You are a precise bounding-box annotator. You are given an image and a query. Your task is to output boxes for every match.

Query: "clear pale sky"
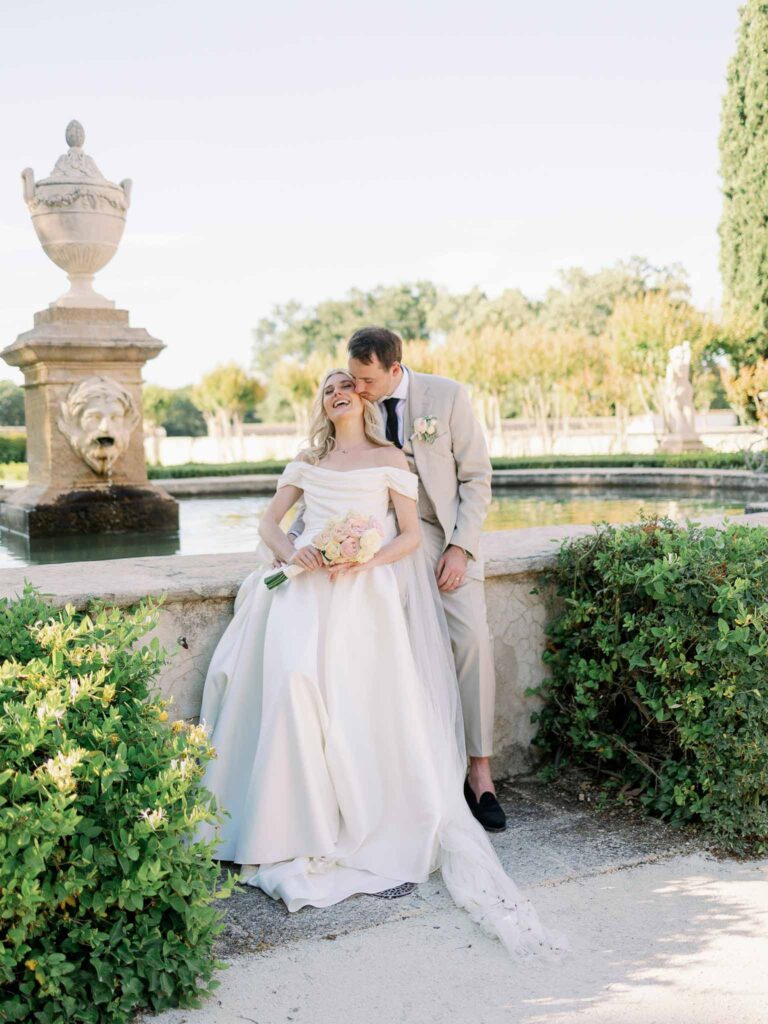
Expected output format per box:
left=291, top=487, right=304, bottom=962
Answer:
left=0, top=1, right=740, bottom=387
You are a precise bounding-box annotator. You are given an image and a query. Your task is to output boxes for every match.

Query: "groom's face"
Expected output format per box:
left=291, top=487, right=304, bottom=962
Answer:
left=348, top=355, right=401, bottom=402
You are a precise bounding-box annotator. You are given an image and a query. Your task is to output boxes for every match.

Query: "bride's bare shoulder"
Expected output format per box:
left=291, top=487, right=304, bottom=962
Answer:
left=375, top=447, right=411, bottom=473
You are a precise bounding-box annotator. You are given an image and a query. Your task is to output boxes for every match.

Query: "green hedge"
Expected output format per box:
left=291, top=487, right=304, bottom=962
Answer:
left=147, top=461, right=287, bottom=479
left=532, top=519, right=768, bottom=853
left=0, top=435, right=26, bottom=463
left=0, top=586, right=234, bottom=1023
left=146, top=450, right=751, bottom=480
left=490, top=451, right=748, bottom=470
left=0, top=463, right=27, bottom=483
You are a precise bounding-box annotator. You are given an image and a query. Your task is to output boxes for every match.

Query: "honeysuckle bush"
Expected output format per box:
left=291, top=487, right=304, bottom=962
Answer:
left=532, top=517, right=768, bottom=853
left=0, top=585, right=234, bottom=1024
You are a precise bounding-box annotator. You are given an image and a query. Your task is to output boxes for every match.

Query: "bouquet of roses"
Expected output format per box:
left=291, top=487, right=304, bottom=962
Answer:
left=264, top=511, right=385, bottom=590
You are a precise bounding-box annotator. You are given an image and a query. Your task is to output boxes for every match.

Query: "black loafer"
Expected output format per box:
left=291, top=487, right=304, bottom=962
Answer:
left=464, top=779, right=507, bottom=832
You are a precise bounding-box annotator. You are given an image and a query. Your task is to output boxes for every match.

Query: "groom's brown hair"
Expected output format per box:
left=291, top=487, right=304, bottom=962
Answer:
left=347, top=326, right=403, bottom=368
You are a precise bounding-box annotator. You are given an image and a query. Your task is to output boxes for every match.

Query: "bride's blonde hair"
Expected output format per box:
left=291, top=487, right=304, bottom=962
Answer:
left=300, top=368, right=391, bottom=464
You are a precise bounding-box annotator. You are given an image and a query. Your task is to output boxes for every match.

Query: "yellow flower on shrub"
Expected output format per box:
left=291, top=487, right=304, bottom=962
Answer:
left=36, top=747, right=87, bottom=792
left=2, top=586, right=233, bottom=1021
left=139, top=807, right=166, bottom=830
left=185, top=723, right=210, bottom=748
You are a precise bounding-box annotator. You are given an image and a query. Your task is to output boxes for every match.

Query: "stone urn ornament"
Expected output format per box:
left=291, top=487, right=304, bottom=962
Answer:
left=21, top=120, right=132, bottom=309
left=0, top=117, right=179, bottom=538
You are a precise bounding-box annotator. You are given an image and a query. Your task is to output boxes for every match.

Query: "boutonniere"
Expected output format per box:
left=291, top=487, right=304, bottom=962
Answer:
left=411, top=415, right=439, bottom=444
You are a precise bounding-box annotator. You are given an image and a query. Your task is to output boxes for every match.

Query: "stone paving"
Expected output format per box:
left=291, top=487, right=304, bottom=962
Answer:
left=133, top=778, right=768, bottom=1024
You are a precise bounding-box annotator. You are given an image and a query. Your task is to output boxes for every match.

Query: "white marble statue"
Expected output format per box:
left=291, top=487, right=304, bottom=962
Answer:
left=662, top=341, right=700, bottom=442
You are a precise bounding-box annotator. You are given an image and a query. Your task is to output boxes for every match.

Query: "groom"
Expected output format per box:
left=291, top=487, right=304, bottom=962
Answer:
left=346, top=326, right=505, bottom=832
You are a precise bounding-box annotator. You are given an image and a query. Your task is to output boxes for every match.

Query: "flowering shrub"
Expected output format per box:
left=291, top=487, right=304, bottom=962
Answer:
left=532, top=518, right=768, bottom=853
left=0, top=585, right=233, bottom=1023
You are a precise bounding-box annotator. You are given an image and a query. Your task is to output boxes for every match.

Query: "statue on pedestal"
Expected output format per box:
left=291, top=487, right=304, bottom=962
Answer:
left=0, top=121, right=178, bottom=538
left=659, top=342, right=703, bottom=453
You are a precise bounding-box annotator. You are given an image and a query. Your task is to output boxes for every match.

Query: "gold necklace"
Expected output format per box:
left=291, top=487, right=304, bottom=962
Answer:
left=336, top=441, right=369, bottom=455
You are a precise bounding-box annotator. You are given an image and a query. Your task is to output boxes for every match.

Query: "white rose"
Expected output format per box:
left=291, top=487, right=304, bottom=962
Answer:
left=360, top=530, right=383, bottom=555
left=413, top=417, right=428, bottom=434
left=426, top=421, right=437, bottom=435
left=324, top=540, right=342, bottom=563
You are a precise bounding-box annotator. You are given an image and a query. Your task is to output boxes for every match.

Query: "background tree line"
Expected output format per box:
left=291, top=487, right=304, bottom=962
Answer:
left=250, top=257, right=750, bottom=442
left=0, top=256, right=761, bottom=439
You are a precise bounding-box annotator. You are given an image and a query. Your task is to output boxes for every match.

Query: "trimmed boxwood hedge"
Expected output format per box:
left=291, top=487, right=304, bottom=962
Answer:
left=145, top=450, right=752, bottom=480
left=0, top=435, right=26, bottom=464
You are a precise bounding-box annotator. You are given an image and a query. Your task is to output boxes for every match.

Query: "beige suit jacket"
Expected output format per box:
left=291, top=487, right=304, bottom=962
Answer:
left=288, top=369, right=492, bottom=579
left=401, top=370, right=491, bottom=579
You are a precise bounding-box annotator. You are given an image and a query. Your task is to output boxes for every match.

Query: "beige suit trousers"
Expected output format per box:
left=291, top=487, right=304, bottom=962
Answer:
left=419, top=520, right=496, bottom=757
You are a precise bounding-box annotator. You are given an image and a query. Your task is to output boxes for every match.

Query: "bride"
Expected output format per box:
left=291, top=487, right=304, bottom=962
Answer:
left=196, top=369, right=563, bottom=955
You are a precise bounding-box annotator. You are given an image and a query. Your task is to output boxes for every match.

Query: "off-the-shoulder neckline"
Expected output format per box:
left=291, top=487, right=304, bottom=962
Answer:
left=287, top=461, right=413, bottom=477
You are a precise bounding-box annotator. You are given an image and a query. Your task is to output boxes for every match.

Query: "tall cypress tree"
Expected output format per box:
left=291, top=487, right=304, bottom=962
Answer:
left=719, top=2, right=768, bottom=345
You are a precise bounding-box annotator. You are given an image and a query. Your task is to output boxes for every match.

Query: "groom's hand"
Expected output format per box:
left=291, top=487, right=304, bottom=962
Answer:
left=436, top=545, right=468, bottom=592
left=327, top=561, right=368, bottom=582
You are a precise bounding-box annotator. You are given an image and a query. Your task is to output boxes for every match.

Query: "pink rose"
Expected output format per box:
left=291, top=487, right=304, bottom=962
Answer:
left=340, top=537, right=360, bottom=559
left=332, top=522, right=349, bottom=541
left=347, top=514, right=369, bottom=536
left=369, top=518, right=384, bottom=536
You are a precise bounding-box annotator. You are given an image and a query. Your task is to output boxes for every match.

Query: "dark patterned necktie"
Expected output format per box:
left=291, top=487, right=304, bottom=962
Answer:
left=383, top=397, right=402, bottom=448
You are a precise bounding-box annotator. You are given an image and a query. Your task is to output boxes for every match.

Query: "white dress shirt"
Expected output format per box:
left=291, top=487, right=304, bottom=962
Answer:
left=379, top=366, right=409, bottom=446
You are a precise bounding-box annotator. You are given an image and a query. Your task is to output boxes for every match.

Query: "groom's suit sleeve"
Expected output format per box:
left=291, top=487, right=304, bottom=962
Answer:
left=449, top=383, right=492, bottom=562
left=287, top=496, right=306, bottom=540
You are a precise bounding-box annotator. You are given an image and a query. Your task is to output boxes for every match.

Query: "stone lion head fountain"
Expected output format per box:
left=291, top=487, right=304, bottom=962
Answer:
left=57, top=376, right=141, bottom=476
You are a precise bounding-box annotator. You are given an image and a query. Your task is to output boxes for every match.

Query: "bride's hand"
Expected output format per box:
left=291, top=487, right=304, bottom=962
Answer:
left=327, top=560, right=371, bottom=583
left=291, top=545, right=325, bottom=572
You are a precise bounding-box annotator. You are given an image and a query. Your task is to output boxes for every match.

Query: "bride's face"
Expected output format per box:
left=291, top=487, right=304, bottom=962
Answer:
left=322, top=374, right=363, bottom=424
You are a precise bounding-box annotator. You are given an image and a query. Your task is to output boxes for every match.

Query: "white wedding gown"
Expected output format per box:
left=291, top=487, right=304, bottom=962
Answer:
left=196, top=461, right=564, bottom=955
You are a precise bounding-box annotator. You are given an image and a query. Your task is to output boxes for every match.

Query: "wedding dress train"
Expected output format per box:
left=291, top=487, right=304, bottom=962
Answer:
left=196, top=461, right=564, bottom=954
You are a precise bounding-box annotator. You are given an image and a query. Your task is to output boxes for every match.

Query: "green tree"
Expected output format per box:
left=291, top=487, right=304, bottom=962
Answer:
left=719, top=1, right=768, bottom=347
left=162, top=388, right=207, bottom=436
left=540, top=257, right=689, bottom=336
left=192, top=364, right=266, bottom=454
left=720, top=356, right=768, bottom=424
left=606, top=293, right=724, bottom=433
left=0, top=379, right=25, bottom=426
left=427, top=287, right=534, bottom=337
left=271, top=352, right=329, bottom=434
left=142, top=385, right=206, bottom=437
left=252, top=281, right=437, bottom=370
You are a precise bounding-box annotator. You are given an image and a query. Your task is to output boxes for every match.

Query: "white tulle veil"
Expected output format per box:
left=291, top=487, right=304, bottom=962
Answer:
left=392, top=541, right=566, bottom=956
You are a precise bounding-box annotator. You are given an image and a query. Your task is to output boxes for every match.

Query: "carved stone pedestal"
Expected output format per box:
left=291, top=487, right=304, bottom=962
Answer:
left=658, top=434, right=704, bottom=454
left=0, top=306, right=178, bottom=538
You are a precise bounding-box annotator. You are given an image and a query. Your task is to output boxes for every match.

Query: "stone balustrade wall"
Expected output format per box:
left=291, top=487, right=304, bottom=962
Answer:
left=3, top=512, right=767, bottom=777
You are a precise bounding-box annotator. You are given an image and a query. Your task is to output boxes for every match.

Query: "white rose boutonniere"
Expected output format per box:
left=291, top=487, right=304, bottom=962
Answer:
left=411, top=415, right=439, bottom=444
